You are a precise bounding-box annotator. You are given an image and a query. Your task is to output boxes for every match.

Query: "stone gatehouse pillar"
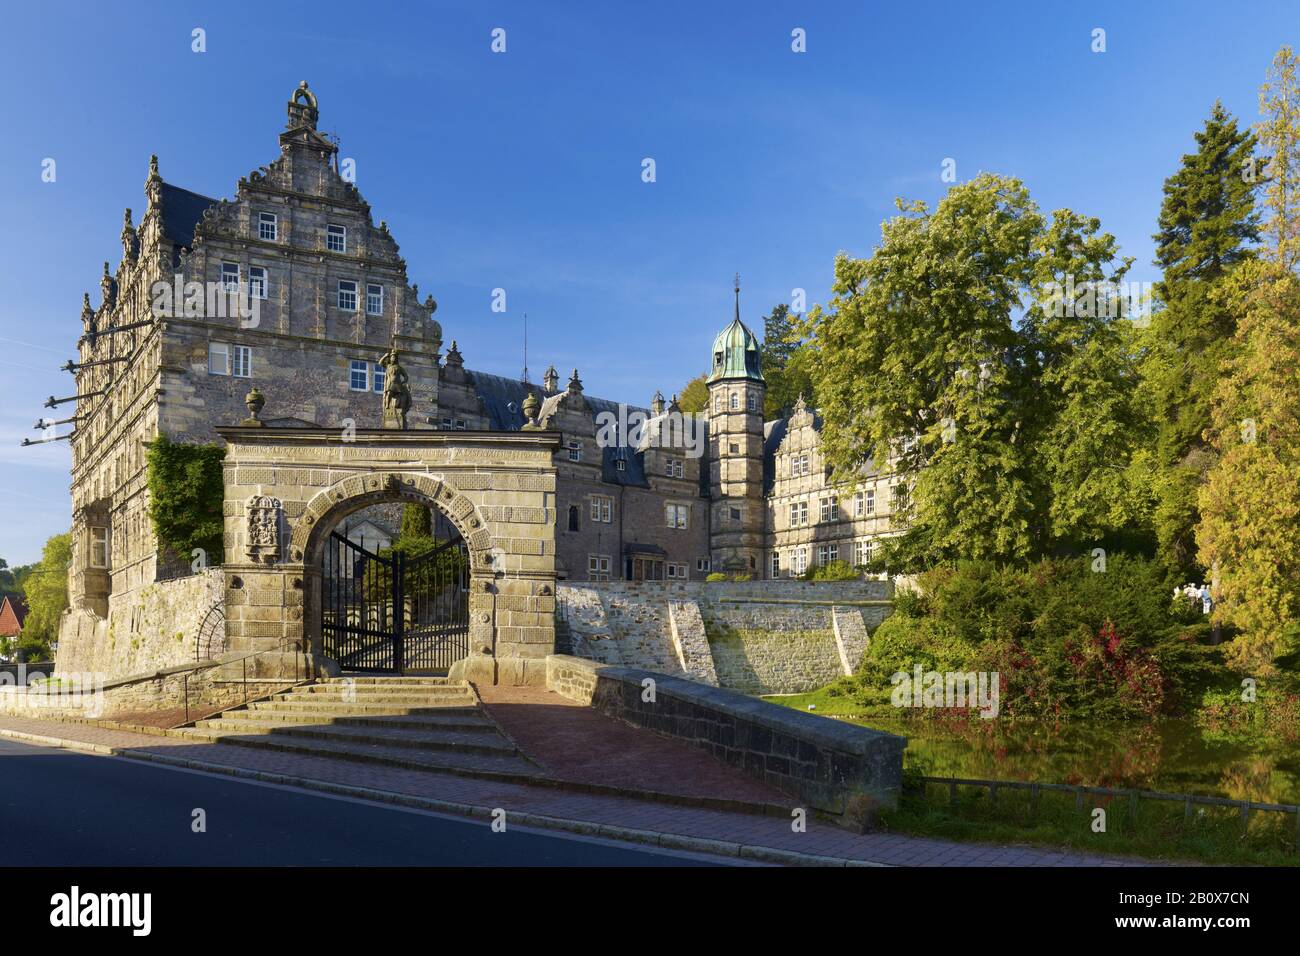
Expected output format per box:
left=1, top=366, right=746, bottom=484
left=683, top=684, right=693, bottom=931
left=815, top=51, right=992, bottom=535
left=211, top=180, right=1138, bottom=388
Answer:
left=216, top=426, right=560, bottom=684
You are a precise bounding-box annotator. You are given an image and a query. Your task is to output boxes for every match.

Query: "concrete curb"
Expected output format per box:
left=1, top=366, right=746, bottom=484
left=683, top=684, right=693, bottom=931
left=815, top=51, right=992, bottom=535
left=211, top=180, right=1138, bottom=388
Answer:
left=0, top=726, right=886, bottom=868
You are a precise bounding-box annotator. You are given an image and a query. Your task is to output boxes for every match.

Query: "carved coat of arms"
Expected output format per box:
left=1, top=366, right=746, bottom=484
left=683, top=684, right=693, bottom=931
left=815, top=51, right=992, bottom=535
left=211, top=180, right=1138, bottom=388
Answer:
left=246, top=495, right=282, bottom=563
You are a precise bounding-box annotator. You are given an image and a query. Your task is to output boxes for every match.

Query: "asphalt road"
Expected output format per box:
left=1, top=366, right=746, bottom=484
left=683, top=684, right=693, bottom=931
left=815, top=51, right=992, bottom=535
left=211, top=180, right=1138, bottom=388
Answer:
left=0, top=737, right=724, bottom=866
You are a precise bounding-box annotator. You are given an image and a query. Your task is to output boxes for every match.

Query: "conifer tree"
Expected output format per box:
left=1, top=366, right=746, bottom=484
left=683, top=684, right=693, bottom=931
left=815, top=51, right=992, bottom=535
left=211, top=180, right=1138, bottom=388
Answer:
left=1144, top=102, right=1259, bottom=573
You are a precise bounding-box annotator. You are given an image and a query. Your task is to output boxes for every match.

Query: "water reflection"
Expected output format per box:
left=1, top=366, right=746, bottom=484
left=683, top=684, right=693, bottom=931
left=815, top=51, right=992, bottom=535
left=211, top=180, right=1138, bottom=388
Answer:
left=849, top=716, right=1300, bottom=806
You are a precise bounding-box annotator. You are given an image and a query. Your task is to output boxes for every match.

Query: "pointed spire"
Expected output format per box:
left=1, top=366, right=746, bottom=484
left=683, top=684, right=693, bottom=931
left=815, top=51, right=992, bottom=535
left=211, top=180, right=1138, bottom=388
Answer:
left=734, top=271, right=741, bottom=322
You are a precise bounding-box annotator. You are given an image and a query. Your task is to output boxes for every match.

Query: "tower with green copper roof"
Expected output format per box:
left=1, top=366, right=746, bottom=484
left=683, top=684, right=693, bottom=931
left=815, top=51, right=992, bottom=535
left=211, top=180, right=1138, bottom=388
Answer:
left=707, top=276, right=767, bottom=575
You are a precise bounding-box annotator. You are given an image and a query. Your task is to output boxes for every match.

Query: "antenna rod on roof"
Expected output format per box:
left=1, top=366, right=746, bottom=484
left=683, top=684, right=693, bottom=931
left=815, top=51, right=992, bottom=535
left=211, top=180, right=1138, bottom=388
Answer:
left=521, top=311, right=529, bottom=383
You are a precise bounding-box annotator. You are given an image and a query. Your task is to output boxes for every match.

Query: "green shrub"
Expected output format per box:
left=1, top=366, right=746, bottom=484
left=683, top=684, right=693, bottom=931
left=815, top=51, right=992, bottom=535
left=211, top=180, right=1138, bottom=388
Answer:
left=854, top=554, right=1229, bottom=719
left=706, top=572, right=752, bottom=582
left=801, top=560, right=860, bottom=581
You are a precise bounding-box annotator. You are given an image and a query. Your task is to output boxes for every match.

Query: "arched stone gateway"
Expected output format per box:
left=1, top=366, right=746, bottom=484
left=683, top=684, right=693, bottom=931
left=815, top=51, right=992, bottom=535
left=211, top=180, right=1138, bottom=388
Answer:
left=216, top=425, right=560, bottom=685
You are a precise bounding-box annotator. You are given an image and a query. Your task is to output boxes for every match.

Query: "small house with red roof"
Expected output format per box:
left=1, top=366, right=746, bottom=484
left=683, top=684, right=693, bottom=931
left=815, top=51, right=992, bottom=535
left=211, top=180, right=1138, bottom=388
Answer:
left=0, top=595, right=27, bottom=638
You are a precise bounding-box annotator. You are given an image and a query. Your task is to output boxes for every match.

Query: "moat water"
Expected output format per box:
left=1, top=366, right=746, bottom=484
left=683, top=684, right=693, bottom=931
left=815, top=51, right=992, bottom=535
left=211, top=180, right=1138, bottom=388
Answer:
left=843, top=715, right=1300, bottom=806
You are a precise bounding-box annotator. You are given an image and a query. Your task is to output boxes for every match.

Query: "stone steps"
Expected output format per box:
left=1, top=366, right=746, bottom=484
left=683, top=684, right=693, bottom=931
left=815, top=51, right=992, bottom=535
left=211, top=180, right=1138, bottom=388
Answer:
left=190, top=721, right=519, bottom=756
left=187, top=728, right=540, bottom=776
left=243, top=699, right=477, bottom=714
left=283, top=689, right=476, bottom=704
left=206, top=710, right=493, bottom=731
left=175, top=677, right=540, bottom=779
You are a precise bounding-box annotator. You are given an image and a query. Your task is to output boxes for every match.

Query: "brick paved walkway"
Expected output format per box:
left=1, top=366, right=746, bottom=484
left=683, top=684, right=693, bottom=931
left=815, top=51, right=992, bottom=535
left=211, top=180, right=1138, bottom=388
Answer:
left=477, top=683, right=788, bottom=805
left=0, top=714, right=1145, bottom=866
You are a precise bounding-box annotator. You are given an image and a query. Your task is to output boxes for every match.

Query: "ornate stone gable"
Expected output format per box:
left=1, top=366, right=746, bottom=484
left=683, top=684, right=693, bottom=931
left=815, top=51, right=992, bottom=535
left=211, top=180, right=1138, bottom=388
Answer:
left=776, top=395, right=821, bottom=463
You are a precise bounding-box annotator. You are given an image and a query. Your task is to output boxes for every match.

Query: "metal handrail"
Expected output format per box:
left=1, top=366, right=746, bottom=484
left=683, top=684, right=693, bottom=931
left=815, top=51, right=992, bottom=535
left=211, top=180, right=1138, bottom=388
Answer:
left=913, top=773, right=1300, bottom=849
left=182, top=637, right=306, bottom=724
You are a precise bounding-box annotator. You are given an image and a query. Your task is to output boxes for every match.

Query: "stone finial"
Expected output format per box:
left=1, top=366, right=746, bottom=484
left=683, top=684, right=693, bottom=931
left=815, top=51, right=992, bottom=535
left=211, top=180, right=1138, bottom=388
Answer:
left=793, top=393, right=808, bottom=417
left=669, top=393, right=681, bottom=413
left=287, top=81, right=319, bottom=130
left=243, top=386, right=266, bottom=425
left=522, top=390, right=540, bottom=424
left=424, top=294, right=437, bottom=315
left=445, top=340, right=464, bottom=368
left=120, top=209, right=136, bottom=260
left=543, top=364, right=559, bottom=393
left=100, top=262, right=116, bottom=309
left=81, top=292, right=95, bottom=333
left=651, top=390, right=665, bottom=416
left=567, top=368, right=583, bottom=394
left=145, top=154, right=162, bottom=208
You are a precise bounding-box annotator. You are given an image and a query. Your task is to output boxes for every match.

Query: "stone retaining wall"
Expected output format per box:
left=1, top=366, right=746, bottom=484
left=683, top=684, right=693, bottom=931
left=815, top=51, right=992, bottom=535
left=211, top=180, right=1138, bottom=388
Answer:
left=556, top=581, right=893, bottom=695
left=544, top=654, right=905, bottom=827
left=706, top=622, right=844, bottom=696
left=54, top=568, right=225, bottom=682
left=0, top=652, right=291, bottom=723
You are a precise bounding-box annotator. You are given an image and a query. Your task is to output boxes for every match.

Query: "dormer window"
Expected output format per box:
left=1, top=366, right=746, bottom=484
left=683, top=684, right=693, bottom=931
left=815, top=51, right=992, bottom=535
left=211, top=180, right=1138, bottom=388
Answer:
left=258, top=212, right=278, bottom=242
left=714, top=351, right=723, bottom=367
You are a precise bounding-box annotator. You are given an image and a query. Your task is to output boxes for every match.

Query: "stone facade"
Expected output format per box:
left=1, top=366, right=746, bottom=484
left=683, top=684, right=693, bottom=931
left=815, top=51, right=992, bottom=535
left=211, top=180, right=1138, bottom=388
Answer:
left=55, top=81, right=908, bottom=683
left=764, top=396, right=905, bottom=580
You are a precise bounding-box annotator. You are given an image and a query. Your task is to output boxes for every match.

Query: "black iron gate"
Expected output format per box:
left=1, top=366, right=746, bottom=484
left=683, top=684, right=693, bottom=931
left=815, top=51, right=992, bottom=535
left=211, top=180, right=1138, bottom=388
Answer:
left=320, top=530, right=470, bottom=673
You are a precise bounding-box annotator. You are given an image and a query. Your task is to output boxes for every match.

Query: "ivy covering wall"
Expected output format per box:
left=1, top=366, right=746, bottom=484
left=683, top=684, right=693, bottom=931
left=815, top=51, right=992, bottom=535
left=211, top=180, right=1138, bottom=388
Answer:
left=146, top=435, right=226, bottom=565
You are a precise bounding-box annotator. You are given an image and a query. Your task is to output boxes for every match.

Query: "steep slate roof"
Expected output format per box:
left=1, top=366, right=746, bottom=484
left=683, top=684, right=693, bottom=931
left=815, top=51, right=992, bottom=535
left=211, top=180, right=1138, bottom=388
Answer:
left=468, top=370, right=658, bottom=488
left=159, top=182, right=217, bottom=249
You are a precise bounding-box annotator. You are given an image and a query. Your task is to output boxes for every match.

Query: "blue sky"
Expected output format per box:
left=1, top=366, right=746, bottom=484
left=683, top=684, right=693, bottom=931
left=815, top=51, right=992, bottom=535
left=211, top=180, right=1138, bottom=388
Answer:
left=0, top=0, right=1294, bottom=564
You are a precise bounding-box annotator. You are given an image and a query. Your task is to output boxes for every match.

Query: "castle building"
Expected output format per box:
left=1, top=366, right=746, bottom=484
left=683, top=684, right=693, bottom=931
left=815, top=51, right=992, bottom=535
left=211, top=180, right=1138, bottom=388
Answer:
left=59, top=83, right=903, bottom=646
